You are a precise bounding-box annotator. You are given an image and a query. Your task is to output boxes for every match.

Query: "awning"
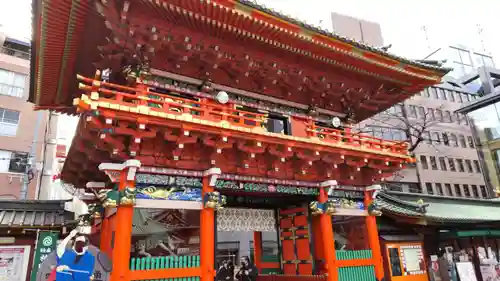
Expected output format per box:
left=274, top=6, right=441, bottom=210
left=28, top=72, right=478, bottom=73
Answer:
left=0, top=200, right=74, bottom=229
left=376, top=191, right=500, bottom=224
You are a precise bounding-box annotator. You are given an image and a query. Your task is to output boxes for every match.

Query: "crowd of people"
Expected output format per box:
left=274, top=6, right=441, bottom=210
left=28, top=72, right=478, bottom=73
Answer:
left=217, top=257, right=258, bottom=281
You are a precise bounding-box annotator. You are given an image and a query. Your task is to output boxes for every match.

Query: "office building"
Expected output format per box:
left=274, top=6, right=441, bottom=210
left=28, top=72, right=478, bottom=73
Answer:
left=0, top=32, right=50, bottom=199
left=457, top=67, right=500, bottom=196
left=361, top=82, right=488, bottom=197
left=331, top=12, right=384, bottom=47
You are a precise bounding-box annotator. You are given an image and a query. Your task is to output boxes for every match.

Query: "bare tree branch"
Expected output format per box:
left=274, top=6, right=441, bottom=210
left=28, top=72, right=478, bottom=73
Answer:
left=355, top=104, right=464, bottom=154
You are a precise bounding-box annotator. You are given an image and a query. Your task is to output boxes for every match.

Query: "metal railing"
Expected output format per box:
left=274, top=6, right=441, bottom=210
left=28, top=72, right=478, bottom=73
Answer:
left=0, top=46, right=30, bottom=60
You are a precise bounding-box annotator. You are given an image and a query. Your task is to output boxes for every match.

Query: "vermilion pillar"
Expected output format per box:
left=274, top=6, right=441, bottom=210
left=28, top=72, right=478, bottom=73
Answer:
left=319, top=181, right=337, bottom=281
left=200, top=168, right=221, bottom=281
left=364, top=189, right=384, bottom=281
left=100, top=210, right=111, bottom=253
left=253, top=232, right=262, bottom=272
left=100, top=160, right=141, bottom=281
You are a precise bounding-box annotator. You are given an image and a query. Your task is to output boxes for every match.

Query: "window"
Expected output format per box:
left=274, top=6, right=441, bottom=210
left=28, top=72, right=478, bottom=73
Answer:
left=459, top=135, right=467, bottom=148
left=367, top=126, right=406, bottom=141
left=456, top=159, right=465, bottom=172
left=0, top=150, right=28, bottom=173
left=480, top=185, right=487, bottom=198
left=455, top=112, right=461, bottom=124
left=472, top=185, right=479, bottom=198
left=0, top=108, right=20, bottom=137
left=430, top=156, right=438, bottom=170
left=448, top=90, right=455, bottom=102
left=467, top=136, right=475, bottom=148
left=461, top=93, right=469, bottom=102
left=473, top=160, right=481, bottom=173
left=393, top=104, right=403, bottom=116
left=407, top=105, right=417, bottom=118
left=449, top=134, right=458, bottom=147
left=408, top=183, right=422, bottom=193
left=417, top=106, right=426, bottom=119
left=463, top=115, right=469, bottom=125
left=420, top=155, right=428, bottom=169
left=435, top=109, right=444, bottom=122
left=439, top=157, right=447, bottom=171
left=426, top=183, right=434, bottom=195
left=442, top=133, right=449, bottom=146
left=388, top=248, right=403, bottom=277
left=448, top=158, right=456, bottom=171
left=445, top=184, right=452, bottom=196
left=0, top=69, right=26, bottom=98
left=423, top=89, right=430, bottom=97
left=454, top=184, right=462, bottom=197
left=463, top=185, right=471, bottom=197
left=266, top=114, right=291, bottom=135
left=431, top=88, right=439, bottom=99
left=439, top=89, right=447, bottom=100
left=444, top=111, right=452, bottom=123
left=431, top=132, right=441, bottom=144
left=465, top=160, right=473, bottom=173
left=429, top=108, right=436, bottom=121
left=424, top=131, right=432, bottom=144
left=435, top=183, right=444, bottom=195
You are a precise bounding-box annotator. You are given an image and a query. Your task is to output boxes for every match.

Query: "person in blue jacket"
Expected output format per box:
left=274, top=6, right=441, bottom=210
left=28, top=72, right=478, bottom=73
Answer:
left=55, top=229, right=95, bottom=281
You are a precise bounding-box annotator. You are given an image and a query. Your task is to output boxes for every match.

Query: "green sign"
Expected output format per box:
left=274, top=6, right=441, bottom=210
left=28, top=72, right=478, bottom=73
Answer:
left=30, top=231, right=58, bottom=281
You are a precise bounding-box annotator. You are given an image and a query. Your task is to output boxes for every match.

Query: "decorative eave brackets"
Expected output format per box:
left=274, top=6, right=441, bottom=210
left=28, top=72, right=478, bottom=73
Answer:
left=320, top=179, right=338, bottom=196
left=203, top=167, right=221, bottom=187
left=98, top=159, right=142, bottom=182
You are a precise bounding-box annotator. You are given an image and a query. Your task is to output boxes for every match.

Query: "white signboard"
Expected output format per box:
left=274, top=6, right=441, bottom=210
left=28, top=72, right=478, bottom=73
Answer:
left=0, top=245, right=31, bottom=281
left=456, top=262, right=478, bottom=281
left=480, top=265, right=500, bottom=281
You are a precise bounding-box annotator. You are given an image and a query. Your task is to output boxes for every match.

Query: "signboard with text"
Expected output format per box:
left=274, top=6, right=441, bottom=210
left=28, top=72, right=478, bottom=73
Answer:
left=30, top=232, right=58, bottom=281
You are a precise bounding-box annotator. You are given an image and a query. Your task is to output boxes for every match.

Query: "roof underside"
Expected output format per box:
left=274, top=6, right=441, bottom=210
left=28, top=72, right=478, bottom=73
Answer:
left=376, top=192, right=500, bottom=224
left=31, top=0, right=449, bottom=121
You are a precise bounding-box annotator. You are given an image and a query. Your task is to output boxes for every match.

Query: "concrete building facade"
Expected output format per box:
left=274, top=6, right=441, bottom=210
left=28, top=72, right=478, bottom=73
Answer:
left=361, top=83, right=488, bottom=198
left=0, top=33, right=49, bottom=199
left=330, top=12, right=384, bottom=47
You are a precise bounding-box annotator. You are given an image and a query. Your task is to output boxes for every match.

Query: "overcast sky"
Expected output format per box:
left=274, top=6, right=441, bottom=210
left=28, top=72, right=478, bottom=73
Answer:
left=2, top=0, right=500, bottom=61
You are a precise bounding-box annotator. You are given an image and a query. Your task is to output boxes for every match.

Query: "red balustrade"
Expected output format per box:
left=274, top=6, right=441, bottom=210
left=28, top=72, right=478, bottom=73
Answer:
left=305, top=121, right=408, bottom=154
left=78, top=76, right=410, bottom=156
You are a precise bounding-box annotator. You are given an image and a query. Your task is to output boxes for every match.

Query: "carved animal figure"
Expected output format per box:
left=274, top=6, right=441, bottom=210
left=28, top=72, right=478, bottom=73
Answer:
left=138, top=186, right=180, bottom=199
left=309, top=201, right=324, bottom=215
left=203, top=191, right=226, bottom=209
left=120, top=186, right=137, bottom=205
left=324, top=201, right=337, bottom=215
left=368, top=201, right=383, bottom=216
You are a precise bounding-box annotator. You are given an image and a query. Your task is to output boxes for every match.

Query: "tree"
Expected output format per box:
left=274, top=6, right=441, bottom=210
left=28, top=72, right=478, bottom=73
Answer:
left=355, top=102, right=469, bottom=189
left=356, top=103, right=444, bottom=154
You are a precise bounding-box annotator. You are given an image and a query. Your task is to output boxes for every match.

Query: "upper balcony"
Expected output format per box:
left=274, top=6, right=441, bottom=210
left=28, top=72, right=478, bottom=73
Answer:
left=61, top=73, right=412, bottom=188
left=0, top=46, right=30, bottom=61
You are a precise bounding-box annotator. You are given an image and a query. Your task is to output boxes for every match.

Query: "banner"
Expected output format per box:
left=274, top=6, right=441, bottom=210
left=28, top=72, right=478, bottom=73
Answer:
left=30, top=232, right=58, bottom=281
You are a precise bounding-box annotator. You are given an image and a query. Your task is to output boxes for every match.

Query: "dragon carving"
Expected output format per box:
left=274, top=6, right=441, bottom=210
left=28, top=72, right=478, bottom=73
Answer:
left=96, top=185, right=136, bottom=207
left=203, top=191, right=227, bottom=209
left=309, top=201, right=337, bottom=216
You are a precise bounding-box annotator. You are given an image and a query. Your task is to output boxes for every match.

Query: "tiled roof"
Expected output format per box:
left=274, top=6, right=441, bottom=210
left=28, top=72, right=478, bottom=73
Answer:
left=238, top=0, right=450, bottom=73
left=375, top=191, right=500, bottom=223
left=0, top=200, right=75, bottom=229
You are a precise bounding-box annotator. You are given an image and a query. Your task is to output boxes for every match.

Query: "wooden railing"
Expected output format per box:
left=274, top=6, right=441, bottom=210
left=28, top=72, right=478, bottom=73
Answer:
left=78, top=76, right=409, bottom=155
left=306, top=123, right=408, bottom=154
left=336, top=250, right=376, bottom=281
left=129, top=255, right=200, bottom=281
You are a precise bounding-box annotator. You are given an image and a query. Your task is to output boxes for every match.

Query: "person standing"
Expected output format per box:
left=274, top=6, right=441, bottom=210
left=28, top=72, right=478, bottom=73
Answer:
left=236, top=257, right=258, bottom=281
left=217, top=260, right=233, bottom=281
